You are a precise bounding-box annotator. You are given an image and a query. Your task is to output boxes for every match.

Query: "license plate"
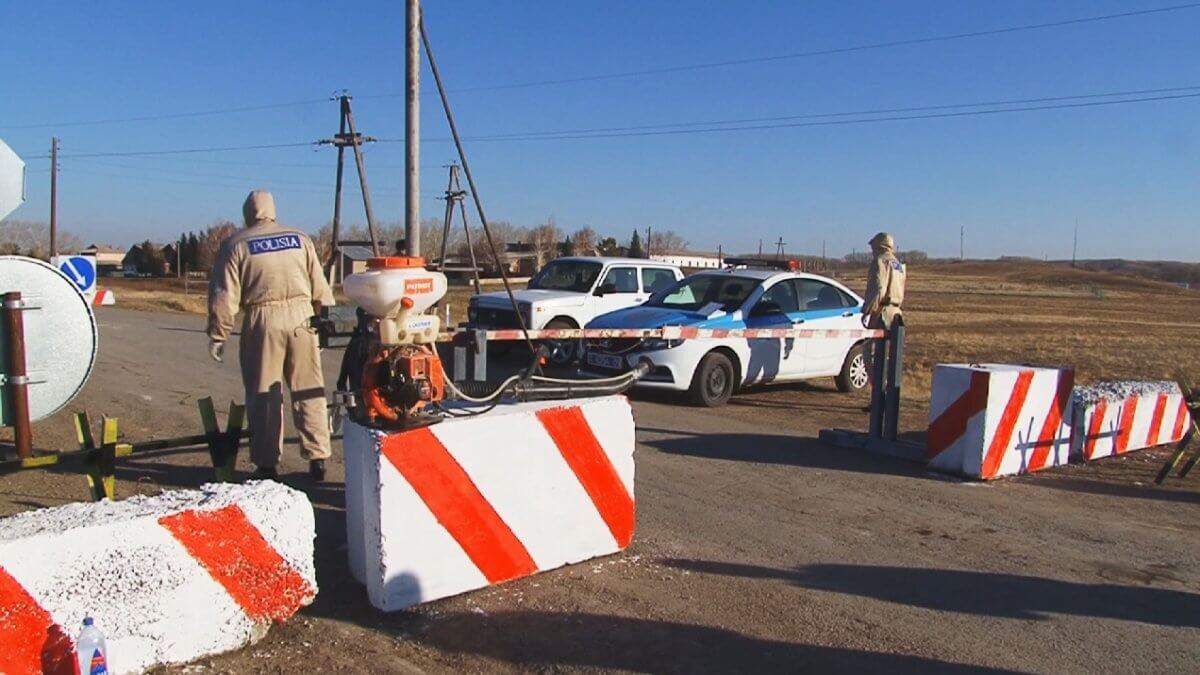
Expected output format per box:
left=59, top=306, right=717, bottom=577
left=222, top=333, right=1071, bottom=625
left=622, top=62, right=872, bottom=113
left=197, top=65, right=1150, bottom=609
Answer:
left=587, top=352, right=623, bottom=370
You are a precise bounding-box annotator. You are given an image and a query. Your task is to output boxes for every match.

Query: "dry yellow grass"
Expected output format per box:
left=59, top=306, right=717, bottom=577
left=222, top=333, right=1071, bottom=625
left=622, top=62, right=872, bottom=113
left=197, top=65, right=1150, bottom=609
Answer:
left=102, top=262, right=1200, bottom=401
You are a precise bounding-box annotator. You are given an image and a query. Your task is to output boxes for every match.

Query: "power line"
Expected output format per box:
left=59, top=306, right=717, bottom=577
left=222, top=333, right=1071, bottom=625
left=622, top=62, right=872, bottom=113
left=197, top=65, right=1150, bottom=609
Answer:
left=417, top=2, right=1200, bottom=94
left=375, top=90, right=1200, bottom=143
left=443, top=85, right=1200, bottom=140
left=58, top=142, right=317, bottom=159
left=0, top=98, right=329, bottom=131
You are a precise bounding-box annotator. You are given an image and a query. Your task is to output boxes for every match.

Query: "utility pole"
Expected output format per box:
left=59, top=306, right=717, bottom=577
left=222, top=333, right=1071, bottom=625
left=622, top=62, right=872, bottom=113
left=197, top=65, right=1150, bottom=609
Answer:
left=758, top=239, right=763, bottom=256
left=1071, top=217, right=1078, bottom=268
left=49, top=137, right=58, bottom=258
left=405, top=0, right=421, bottom=257
left=646, top=226, right=652, bottom=258
left=959, top=225, right=964, bottom=262
left=437, top=163, right=481, bottom=294
left=774, top=237, right=786, bottom=260
left=319, top=94, right=382, bottom=280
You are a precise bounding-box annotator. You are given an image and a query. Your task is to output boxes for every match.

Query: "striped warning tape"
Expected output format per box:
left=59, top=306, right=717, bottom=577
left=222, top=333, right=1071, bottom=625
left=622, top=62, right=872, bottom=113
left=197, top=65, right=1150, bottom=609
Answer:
left=436, top=326, right=885, bottom=342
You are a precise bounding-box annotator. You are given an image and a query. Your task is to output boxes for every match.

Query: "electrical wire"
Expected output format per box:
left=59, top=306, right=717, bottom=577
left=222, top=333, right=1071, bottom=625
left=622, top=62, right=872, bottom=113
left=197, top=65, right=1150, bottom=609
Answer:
left=58, top=142, right=317, bottom=159
left=413, top=2, right=1200, bottom=94
left=0, top=98, right=329, bottom=131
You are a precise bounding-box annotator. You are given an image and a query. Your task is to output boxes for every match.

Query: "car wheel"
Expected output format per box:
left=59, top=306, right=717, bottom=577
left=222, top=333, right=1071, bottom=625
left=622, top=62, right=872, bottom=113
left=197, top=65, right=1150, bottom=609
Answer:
left=543, top=319, right=579, bottom=366
left=689, top=351, right=736, bottom=407
left=836, top=343, right=870, bottom=393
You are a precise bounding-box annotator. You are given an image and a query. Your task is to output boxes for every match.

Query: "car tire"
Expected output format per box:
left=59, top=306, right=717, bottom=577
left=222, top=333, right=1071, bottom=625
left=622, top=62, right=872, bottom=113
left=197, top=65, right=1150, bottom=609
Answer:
left=543, top=319, right=579, bottom=366
left=836, top=343, right=870, bottom=393
left=689, top=351, right=736, bottom=407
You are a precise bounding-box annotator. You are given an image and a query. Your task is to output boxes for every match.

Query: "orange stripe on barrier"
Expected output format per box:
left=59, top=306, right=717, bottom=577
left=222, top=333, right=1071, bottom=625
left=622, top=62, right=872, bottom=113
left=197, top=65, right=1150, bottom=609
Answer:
left=1172, top=397, right=1190, bottom=441
left=0, top=566, right=75, bottom=675
left=980, top=371, right=1035, bottom=479
left=536, top=407, right=636, bottom=548
left=381, top=429, right=538, bottom=584
left=159, top=505, right=312, bottom=621
left=1115, top=397, right=1139, bottom=454
left=1083, top=399, right=1109, bottom=460
left=1146, top=393, right=1169, bottom=447
left=925, top=371, right=989, bottom=460
left=1028, top=370, right=1075, bottom=472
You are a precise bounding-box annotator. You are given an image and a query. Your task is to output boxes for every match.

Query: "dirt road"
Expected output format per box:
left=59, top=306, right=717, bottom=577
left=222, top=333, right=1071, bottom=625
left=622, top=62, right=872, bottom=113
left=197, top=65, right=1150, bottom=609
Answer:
left=3, top=308, right=1199, bottom=673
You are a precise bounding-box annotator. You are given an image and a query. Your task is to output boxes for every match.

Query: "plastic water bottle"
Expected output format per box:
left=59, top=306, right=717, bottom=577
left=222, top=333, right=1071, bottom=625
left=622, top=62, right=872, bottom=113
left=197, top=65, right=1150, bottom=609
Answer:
left=75, top=617, right=109, bottom=675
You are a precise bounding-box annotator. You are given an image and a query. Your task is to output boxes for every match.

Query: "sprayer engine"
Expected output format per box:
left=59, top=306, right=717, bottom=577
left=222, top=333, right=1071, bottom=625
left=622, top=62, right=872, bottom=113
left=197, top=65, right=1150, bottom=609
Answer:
left=341, top=256, right=449, bottom=428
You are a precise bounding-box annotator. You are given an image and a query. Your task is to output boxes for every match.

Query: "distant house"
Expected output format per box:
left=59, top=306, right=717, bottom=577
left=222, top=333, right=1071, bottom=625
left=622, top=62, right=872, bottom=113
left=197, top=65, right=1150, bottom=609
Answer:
left=161, top=243, right=178, bottom=275
left=121, top=244, right=168, bottom=277
left=80, top=244, right=126, bottom=276
left=333, top=240, right=377, bottom=284
left=650, top=250, right=724, bottom=270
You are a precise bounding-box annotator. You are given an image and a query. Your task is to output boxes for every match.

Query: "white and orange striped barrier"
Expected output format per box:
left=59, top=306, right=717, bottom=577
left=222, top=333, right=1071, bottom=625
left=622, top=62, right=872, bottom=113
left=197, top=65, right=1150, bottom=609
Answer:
left=0, top=481, right=316, bottom=675
left=91, top=288, right=115, bottom=306
left=437, top=326, right=884, bottom=342
left=926, top=364, right=1074, bottom=480
left=1070, top=382, right=1190, bottom=461
left=345, top=395, right=635, bottom=611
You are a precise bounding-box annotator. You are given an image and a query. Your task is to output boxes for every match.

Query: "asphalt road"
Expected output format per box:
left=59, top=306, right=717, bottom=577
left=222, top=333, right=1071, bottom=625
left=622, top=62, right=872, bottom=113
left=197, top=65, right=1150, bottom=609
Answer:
left=3, top=308, right=1199, bottom=674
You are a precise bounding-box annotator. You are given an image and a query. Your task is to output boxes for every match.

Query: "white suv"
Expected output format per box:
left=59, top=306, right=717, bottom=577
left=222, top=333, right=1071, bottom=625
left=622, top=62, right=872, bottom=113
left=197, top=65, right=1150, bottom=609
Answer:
left=467, top=256, right=684, bottom=363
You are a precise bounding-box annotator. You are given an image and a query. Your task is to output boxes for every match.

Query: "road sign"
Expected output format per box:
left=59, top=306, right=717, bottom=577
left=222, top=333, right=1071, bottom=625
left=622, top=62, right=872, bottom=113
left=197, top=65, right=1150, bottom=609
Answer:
left=0, top=139, right=25, bottom=221
left=52, top=255, right=98, bottom=297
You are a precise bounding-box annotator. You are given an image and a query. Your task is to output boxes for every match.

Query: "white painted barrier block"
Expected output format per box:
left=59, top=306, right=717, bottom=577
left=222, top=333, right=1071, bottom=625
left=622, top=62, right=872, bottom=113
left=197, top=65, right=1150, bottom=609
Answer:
left=926, top=364, right=1074, bottom=479
left=1070, top=381, right=1189, bottom=461
left=345, top=395, right=636, bottom=612
left=0, top=481, right=317, bottom=675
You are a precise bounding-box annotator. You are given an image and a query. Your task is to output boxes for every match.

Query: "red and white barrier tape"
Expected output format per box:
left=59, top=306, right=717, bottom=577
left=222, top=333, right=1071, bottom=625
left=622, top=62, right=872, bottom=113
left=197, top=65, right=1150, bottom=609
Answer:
left=435, top=326, right=885, bottom=342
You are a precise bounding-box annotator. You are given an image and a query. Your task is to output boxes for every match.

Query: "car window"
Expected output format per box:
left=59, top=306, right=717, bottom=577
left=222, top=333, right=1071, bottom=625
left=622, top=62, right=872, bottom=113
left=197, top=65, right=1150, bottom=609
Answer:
left=648, top=275, right=757, bottom=312
left=797, top=279, right=847, bottom=310
left=641, top=267, right=677, bottom=294
left=754, top=279, right=800, bottom=314
left=529, top=260, right=603, bottom=292
left=600, top=266, right=639, bottom=293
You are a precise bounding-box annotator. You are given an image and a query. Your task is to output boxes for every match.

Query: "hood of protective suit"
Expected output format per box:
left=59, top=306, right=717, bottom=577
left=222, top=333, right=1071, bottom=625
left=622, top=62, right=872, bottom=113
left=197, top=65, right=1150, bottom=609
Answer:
left=869, top=231, right=894, bottom=254
left=243, top=190, right=277, bottom=226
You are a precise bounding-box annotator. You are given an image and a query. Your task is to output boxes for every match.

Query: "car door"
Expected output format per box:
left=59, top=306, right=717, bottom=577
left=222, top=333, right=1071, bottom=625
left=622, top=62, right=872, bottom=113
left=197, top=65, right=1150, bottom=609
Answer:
left=742, top=278, right=805, bottom=382
left=794, top=278, right=861, bottom=375
left=593, top=265, right=641, bottom=317
left=640, top=266, right=678, bottom=301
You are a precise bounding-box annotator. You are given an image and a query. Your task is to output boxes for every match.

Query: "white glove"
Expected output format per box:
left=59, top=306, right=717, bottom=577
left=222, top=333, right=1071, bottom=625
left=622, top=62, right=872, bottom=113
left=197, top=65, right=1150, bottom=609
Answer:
left=209, top=340, right=225, bottom=363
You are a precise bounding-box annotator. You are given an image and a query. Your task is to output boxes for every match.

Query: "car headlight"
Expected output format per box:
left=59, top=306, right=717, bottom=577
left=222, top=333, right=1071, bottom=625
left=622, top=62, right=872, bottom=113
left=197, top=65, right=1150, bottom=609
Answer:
left=641, top=339, right=683, bottom=351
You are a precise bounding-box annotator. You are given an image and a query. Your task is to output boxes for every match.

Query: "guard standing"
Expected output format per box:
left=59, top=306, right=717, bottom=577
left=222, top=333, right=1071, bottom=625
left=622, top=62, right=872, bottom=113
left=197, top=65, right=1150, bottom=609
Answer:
left=207, top=190, right=335, bottom=481
left=861, top=232, right=906, bottom=404
left=862, top=231, right=905, bottom=330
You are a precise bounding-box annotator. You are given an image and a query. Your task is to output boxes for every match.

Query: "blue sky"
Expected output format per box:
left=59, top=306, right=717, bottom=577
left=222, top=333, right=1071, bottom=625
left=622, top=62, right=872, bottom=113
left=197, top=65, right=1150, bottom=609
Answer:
left=1, top=1, right=1197, bottom=260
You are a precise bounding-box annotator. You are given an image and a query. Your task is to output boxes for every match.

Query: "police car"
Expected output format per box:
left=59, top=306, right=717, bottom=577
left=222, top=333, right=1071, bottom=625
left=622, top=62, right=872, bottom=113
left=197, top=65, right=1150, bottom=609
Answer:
left=581, top=266, right=870, bottom=406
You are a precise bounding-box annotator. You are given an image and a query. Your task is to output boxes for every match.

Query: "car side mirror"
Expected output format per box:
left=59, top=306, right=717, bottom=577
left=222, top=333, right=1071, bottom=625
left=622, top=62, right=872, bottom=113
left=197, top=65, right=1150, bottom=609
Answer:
left=751, top=302, right=784, bottom=317
left=594, top=283, right=616, bottom=296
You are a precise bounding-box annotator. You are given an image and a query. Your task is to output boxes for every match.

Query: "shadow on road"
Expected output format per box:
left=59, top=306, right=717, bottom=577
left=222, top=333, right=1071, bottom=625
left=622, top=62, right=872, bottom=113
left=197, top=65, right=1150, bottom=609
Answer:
left=641, top=428, right=927, bottom=478
left=402, top=609, right=1021, bottom=674
left=663, top=559, right=1200, bottom=628
left=1023, top=475, right=1200, bottom=504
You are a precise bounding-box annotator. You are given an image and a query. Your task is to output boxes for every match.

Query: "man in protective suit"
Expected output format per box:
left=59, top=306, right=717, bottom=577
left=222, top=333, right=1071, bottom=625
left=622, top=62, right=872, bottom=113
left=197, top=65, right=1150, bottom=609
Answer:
left=207, top=190, right=334, bottom=481
left=862, top=231, right=905, bottom=330
left=861, top=232, right=906, bottom=406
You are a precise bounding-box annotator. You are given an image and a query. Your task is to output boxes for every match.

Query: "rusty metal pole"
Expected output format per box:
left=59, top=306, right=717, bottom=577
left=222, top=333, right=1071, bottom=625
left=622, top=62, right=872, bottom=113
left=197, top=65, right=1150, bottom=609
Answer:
left=405, top=0, right=421, bottom=257
left=2, top=292, right=32, bottom=459
left=49, top=138, right=58, bottom=258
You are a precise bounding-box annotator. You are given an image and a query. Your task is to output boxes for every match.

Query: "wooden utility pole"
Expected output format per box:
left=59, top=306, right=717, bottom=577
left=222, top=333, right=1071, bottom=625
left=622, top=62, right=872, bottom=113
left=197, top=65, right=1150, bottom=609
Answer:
left=437, top=163, right=481, bottom=294
left=405, top=0, right=421, bottom=257
left=959, top=225, right=964, bottom=261
left=774, top=237, right=786, bottom=259
left=646, top=226, right=652, bottom=258
left=49, top=137, right=58, bottom=258
left=319, top=94, right=382, bottom=281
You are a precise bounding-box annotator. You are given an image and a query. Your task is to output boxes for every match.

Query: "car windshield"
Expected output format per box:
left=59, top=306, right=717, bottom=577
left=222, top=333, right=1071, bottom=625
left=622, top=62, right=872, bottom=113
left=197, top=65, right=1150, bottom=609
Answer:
left=527, top=260, right=604, bottom=292
left=646, top=275, right=758, bottom=313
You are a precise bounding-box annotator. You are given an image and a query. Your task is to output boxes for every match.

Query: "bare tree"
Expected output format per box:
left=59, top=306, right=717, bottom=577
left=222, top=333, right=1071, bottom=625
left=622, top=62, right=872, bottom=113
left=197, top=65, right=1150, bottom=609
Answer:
left=647, top=229, right=687, bottom=256
left=571, top=226, right=599, bottom=256
left=456, top=220, right=526, bottom=274
left=529, top=221, right=562, bottom=269
left=897, top=249, right=928, bottom=264
left=196, top=220, right=238, bottom=272
left=0, top=220, right=83, bottom=259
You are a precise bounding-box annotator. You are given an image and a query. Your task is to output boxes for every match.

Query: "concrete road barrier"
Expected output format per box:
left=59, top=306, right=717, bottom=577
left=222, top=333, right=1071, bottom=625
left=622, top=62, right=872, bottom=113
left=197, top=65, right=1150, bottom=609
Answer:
left=92, top=288, right=116, bottom=306
left=926, top=364, right=1074, bottom=479
left=345, top=395, right=636, bottom=611
left=1070, top=381, right=1189, bottom=461
left=0, top=481, right=317, bottom=675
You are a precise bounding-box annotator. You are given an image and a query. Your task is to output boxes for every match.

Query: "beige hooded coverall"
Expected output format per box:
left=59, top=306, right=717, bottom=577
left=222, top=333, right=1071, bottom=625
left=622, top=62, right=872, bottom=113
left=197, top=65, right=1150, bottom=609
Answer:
left=862, top=234, right=906, bottom=330
left=207, top=191, right=335, bottom=468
